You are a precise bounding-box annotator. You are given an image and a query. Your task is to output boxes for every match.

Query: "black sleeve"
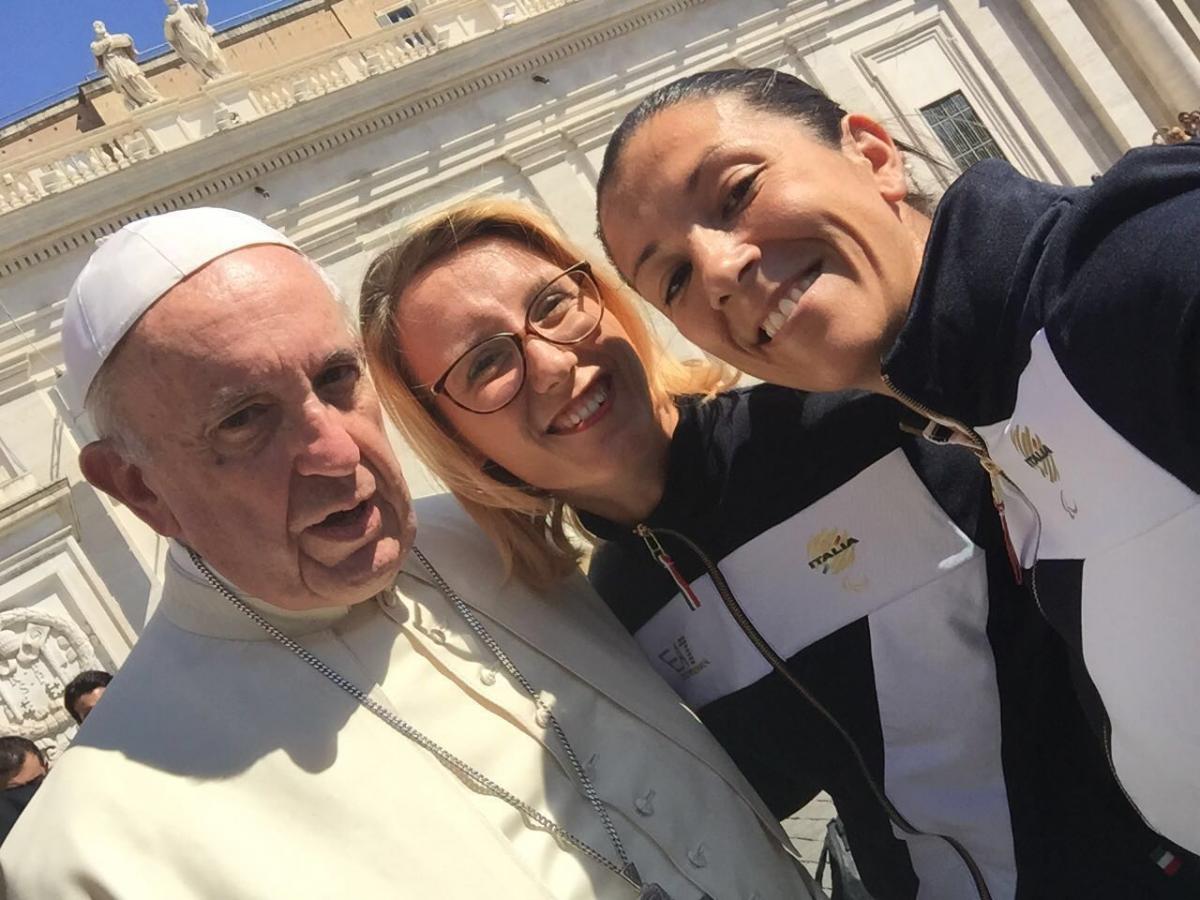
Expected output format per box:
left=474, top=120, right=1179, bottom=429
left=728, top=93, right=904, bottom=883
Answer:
left=1044, top=139, right=1200, bottom=492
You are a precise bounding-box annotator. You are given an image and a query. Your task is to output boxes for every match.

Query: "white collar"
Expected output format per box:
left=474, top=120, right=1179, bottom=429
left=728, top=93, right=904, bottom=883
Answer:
left=159, top=540, right=356, bottom=641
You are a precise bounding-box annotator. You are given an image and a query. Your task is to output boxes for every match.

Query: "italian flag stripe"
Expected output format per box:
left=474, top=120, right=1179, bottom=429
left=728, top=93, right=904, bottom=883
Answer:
left=1153, top=845, right=1182, bottom=876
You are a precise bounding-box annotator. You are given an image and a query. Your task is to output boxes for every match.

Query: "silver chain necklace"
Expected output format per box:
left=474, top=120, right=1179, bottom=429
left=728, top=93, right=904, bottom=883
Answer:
left=186, top=547, right=674, bottom=899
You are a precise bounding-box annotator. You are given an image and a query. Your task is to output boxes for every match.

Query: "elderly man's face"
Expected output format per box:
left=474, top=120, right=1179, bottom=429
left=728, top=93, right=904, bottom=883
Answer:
left=85, top=246, right=415, bottom=609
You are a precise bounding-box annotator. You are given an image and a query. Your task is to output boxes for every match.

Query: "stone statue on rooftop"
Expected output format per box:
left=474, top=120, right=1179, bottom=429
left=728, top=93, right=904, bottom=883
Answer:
left=91, top=21, right=162, bottom=110
left=163, top=0, right=231, bottom=82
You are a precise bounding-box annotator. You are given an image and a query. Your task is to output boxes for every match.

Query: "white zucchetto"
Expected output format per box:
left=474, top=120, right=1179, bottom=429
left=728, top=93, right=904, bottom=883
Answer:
left=60, top=207, right=298, bottom=413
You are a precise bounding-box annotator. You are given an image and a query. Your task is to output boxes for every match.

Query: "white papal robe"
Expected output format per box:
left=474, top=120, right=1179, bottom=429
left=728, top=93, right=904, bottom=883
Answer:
left=0, top=494, right=819, bottom=899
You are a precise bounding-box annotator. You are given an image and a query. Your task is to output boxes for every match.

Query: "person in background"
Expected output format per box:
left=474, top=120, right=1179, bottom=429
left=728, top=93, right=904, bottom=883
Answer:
left=0, top=737, right=47, bottom=844
left=64, top=670, right=112, bottom=725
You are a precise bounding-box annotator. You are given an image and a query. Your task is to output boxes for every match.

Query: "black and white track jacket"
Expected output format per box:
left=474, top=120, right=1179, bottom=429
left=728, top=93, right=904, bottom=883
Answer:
left=582, top=386, right=1199, bottom=899
left=881, top=143, right=1200, bottom=862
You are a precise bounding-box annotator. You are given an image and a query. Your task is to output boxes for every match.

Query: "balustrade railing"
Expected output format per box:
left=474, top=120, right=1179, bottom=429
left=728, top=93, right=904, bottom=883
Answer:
left=1, top=126, right=157, bottom=214
left=0, top=0, right=576, bottom=218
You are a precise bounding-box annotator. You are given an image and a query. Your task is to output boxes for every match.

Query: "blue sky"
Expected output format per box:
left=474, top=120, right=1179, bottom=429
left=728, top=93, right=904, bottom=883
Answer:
left=1, top=1, right=293, bottom=124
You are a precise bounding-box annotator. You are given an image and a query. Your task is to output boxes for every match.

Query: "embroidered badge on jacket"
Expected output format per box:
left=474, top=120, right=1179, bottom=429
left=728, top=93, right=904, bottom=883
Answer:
left=807, top=529, right=868, bottom=592
left=1011, top=425, right=1060, bottom=483
left=657, top=635, right=710, bottom=680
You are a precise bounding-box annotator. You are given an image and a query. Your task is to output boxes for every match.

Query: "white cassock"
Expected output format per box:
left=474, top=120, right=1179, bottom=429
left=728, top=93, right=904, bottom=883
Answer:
left=0, top=494, right=820, bottom=899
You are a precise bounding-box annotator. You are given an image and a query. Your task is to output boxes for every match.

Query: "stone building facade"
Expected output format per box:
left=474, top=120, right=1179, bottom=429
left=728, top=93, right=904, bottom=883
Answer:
left=0, top=0, right=1196, bottom=758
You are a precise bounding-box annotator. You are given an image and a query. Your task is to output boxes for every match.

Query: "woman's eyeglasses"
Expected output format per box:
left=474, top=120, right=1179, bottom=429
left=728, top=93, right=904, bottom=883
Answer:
left=427, top=261, right=604, bottom=414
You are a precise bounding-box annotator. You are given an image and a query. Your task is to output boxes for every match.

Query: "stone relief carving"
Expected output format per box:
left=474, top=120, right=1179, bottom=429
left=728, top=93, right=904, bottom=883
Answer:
left=0, top=608, right=99, bottom=760
left=91, top=21, right=163, bottom=110
left=164, top=0, right=232, bottom=82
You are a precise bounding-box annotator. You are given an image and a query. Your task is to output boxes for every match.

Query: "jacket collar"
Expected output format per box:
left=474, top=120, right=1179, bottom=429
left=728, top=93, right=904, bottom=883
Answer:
left=158, top=541, right=353, bottom=640
left=881, top=160, right=1073, bottom=425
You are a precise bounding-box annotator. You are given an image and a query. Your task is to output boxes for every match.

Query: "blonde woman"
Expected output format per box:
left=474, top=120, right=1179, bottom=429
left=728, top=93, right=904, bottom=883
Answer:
left=361, top=197, right=733, bottom=589
left=360, top=199, right=1163, bottom=899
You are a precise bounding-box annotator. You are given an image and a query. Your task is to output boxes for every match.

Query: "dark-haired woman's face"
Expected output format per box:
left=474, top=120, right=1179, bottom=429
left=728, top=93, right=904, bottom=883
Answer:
left=599, top=95, right=925, bottom=392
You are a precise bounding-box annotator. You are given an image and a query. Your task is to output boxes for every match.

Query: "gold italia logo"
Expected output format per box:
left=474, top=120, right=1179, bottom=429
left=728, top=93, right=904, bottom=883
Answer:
left=807, top=529, right=859, bottom=575
left=1011, top=425, right=1060, bottom=483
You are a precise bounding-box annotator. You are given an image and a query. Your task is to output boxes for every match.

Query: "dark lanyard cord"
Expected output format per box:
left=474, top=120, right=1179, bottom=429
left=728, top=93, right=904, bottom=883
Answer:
left=643, top=525, right=994, bottom=900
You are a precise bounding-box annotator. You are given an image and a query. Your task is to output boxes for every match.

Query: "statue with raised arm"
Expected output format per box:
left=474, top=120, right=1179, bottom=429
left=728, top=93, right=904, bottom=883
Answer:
left=90, top=21, right=162, bottom=109
left=163, top=0, right=231, bottom=81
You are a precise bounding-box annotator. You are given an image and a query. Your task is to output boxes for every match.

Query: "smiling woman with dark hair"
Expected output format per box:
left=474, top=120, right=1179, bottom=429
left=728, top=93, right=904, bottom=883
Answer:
left=359, top=194, right=1186, bottom=899
left=596, top=66, right=1200, bottom=878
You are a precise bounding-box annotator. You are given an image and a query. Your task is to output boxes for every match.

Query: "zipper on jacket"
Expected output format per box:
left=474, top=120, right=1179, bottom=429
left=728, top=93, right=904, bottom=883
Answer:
left=881, top=374, right=1027, bottom=585
left=1102, top=698, right=1158, bottom=836
left=636, top=524, right=703, bottom=610
left=879, top=376, right=1055, bottom=668
left=878, top=376, right=1153, bottom=819
left=634, top=523, right=994, bottom=900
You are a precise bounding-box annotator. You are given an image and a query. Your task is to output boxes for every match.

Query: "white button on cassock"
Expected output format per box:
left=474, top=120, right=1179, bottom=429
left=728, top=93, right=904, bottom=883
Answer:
left=533, top=690, right=556, bottom=727
left=479, top=667, right=497, bottom=686
left=634, top=789, right=655, bottom=816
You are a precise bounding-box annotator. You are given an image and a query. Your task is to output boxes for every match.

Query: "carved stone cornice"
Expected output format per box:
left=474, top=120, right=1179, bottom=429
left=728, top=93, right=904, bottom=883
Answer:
left=503, top=130, right=576, bottom=172
left=562, top=110, right=619, bottom=151
left=0, top=479, right=75, bottom=568
left=0, top=0, right=702, bottom=277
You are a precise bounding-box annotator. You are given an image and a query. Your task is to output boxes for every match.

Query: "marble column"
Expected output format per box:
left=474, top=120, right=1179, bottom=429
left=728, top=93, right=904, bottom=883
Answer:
left=1017, top=0, right=1155, bottom=150
left=1092, top=0, right=1200, bottom=116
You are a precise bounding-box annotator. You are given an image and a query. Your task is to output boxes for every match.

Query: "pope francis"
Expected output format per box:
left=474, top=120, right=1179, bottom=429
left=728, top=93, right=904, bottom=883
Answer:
left=0, top=208, right=821, bottom=900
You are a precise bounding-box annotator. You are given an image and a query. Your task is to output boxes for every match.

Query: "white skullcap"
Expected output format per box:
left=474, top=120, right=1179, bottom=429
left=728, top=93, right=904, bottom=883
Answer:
left=60, top=207, right=299, bottom=414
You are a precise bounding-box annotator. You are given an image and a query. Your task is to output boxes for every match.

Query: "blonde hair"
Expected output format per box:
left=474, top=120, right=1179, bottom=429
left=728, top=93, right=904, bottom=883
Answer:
left=360, top=196, right=736, bottom=589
